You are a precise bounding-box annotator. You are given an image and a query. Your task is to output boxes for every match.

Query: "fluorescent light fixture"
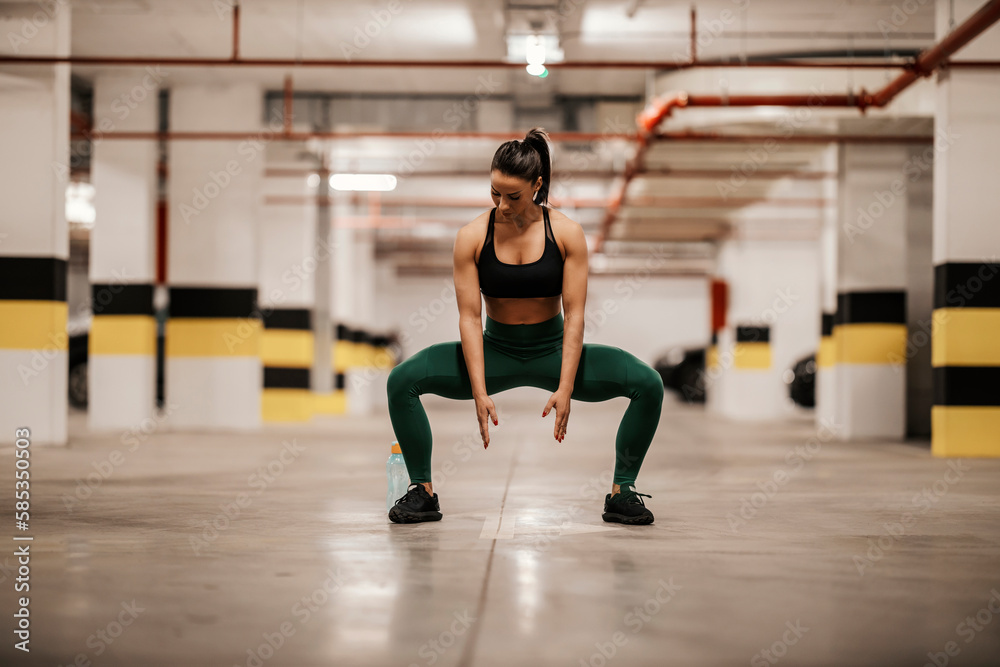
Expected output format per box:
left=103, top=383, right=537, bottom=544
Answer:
left=66, top=182, right=96, bottom=226
left=525, top=35, right=546, bottom=65
left=329, top=173, right=397, bottom=192
left=505, top=33, right=564, bottom=65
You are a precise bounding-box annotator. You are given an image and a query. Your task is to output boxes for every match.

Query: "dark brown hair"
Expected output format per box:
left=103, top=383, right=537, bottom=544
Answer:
left=490, top=127, right=551, bottom=206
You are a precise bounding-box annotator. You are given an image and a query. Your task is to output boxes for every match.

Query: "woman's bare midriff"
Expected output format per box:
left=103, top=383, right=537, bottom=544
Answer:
left=484, top=295, right=562, bottom=325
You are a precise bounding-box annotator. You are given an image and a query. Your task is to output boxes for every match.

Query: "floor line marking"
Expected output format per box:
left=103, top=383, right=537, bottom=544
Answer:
left=457, top=438, right=522, bottom=667
left=479, top=513, right=501, bottom=540
left=497, top=512, right=516, bottom=539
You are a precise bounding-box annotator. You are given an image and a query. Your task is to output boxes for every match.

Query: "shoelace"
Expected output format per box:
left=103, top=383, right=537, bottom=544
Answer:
left=395, top=483, right=425, bottom=506
left=617, top=485, right=652, bottom=506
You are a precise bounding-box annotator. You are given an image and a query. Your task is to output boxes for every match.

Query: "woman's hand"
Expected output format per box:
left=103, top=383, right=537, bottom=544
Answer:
left=542, top=387, right=572, bottom=443
left=475, top=394, right=498, bottom=449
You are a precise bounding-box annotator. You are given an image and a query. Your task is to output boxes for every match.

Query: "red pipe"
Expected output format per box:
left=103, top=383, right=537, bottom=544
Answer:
left=595, top=0, right=1000, bottom=251
left=70, top=129, right=932, bottom=143
left=71, top=130, right=636, bottom=142
left=263, top=195, right=832, bottom=209
left=654, top=131, right=930, bottom=144
left=232, top=3, right=240, bottom=61
left=865, top=0, right=1000, bottom=107
left=264, top=167, right=839, bottom=180
left=156, top=199, right=167, bottom=285
left=2, top=54, right=998, bottom=70
left=711, top=279, right=728, bottom=333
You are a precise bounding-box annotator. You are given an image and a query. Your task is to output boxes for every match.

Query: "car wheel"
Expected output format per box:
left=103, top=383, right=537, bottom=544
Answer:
left=69, top=362, right=88, bottom=409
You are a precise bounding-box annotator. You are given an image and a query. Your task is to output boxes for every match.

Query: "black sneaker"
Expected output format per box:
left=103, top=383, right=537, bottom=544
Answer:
left=388, top=483, right=443, bottom=524
left=602, top=484, right=654, bottom=525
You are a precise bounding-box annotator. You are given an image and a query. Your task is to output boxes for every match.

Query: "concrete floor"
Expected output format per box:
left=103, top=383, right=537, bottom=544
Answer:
left=2, top=392, right=1000, bottom=667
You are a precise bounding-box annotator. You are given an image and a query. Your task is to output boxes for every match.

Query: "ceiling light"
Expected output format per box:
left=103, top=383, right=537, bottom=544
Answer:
left=525, top=35, right=546, bottom=65
left=505, top=33, right=564, bottom=69
left=66, top=182, right=95, bottom=226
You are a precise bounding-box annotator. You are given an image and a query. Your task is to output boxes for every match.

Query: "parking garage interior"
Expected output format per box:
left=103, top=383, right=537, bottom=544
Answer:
left=1, top=1, right=1000, bottom=665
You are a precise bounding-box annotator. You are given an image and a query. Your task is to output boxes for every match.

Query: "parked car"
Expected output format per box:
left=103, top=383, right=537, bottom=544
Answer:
left=788, top=353, right=816, bottom=408
left=67, top=310, right=167, bottom=409
left=654, top=348, right=706, bottom=403
left=68, top=332, right=89, bottom=408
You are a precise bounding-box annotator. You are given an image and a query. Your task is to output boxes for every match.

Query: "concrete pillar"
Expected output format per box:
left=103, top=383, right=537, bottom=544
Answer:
left=708, top=239, right=819, bottom=421
left=88, top=72, right=160, bottom=430
left=816, top=146, right=838, bottom=429
left=325, top=192, right=383, bottom=416
left=0, top=4, right=70, bottom=445
left=834, top=143, right=910, bottom=440
left=315, top=196, right=353, bottom=416
left=166, top=84, right=263, bottom=430
left=931, top=0, right=1000, bottom=457
left=349, top=224, right=381, bottom=415
left=259, top=148, right=316, bottom=422
left=335, top=220, right=377, bottom=416
left=311, top=164, right=333, bottom=400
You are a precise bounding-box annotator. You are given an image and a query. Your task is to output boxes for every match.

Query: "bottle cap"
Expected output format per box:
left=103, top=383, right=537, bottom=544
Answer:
left=391, top=441, right=401, bottom=454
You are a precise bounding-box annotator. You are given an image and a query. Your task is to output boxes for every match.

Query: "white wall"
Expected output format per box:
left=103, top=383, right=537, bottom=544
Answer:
left=375, top=266, right=709, bottom=368
left=581, top=275, right=708, bottom=365
left=710, top=239, right=821, bottom=420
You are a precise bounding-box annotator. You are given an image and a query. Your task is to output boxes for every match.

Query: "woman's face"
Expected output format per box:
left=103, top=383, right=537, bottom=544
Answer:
left=490, top=171, right=540, bottom=221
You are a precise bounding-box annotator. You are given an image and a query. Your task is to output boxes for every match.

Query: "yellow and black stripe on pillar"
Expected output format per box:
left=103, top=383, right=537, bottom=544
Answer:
left=356, top=330, right=373, bottom=368
left=335, top=371, right=347, bottom=410
left=314, top=371, right=348, bottom=415
left=833, top=291, right=907, bottom=365
left=733, top=325, right=771, bottom=370
left=0, top=256, right=68, bottom=358
left=0, top=257, right=67, bottom=443
left=707, top=331, right=719, bottom=371
left=817, top=313, right=835, bottom=371
left=334, top=324, right=355, bottom=372
left=932, top=262, right=1000, bottom=457
left=261, top=308, right=313, bottom=422
left=352, top=329, right=372, bottom=368
left=371, top=335, right=396, bottom=369
left=166, top=287, right=261, bottom=357
left=90, top=283, right=156, bottom=355
left=317, top=323, right=349, bottom=415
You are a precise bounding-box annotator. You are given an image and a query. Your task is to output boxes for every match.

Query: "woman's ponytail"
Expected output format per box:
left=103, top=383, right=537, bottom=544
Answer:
left=522, top=127, right=551, bottom=205
left=490, top=126, right=552, bottom=206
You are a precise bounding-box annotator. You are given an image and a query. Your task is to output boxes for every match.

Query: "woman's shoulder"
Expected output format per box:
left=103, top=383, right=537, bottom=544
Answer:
left=545, top=207, right=586, bottom=259
left=455, top=210, right=494, bottom=261
left=458, top=210, right=492, bottom=239
left=546, top=206, right=580, bottom=230
left=545, top=207, right=584, bottom=239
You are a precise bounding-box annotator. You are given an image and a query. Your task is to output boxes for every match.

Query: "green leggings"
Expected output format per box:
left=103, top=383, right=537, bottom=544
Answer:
left=386, top=312, right=664, bottom=485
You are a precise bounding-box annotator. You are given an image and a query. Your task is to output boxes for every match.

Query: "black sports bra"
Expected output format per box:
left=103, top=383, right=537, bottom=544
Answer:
left=477, top=207, right=564, bottom=298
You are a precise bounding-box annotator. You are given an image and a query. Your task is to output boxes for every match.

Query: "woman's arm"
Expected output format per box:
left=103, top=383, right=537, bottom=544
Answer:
left=558, top=218, right=589, bottom=392
left=543, top=215, right=588, bottom=443
left=453, top=219, right=498, bottom=446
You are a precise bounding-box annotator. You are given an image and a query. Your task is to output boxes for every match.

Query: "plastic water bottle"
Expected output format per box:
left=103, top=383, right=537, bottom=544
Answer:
left=386, top=441, right=409, bottom=512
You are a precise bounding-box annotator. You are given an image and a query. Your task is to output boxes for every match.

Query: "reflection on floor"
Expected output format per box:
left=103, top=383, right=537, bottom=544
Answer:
left=2, top=391, right=999, bottom=667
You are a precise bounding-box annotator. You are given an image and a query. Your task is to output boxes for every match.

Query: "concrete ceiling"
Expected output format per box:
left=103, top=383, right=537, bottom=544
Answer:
left=6, top=0, right=951, bottom=267
left=64, top=0, right=935, bottom=94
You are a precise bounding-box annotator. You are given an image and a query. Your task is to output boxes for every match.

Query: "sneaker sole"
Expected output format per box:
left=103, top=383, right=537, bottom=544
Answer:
left=388, top=506, right=443, bottom=524
left=602, top=511, right=654, bottom=526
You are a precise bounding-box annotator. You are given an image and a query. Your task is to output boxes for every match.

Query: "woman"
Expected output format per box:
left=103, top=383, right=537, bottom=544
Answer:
left=386, top=128, right=663, bottom=525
